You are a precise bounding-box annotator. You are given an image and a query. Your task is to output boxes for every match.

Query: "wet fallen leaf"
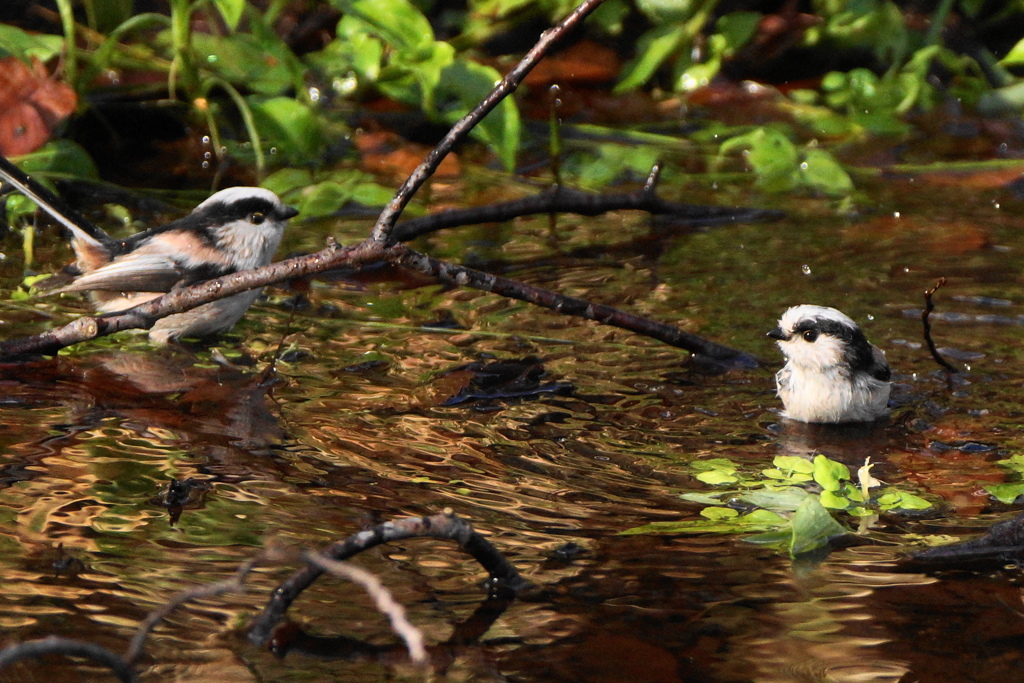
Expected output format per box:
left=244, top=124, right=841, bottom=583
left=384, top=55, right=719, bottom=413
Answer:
left=521, top=39, right=620, bottom=87
left=354, top=128, right=461, bottom=179
left=0, top=57, right=77, bottom=156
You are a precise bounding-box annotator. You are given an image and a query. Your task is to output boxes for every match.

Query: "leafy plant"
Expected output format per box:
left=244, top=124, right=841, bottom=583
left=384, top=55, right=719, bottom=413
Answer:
left=622, top=454, right=932, bottom=557
left=307, top=0, right=521, bottom=170
left=717, top=127, right=853, bottom=196
left=985, top=454, right=1024, bottom=504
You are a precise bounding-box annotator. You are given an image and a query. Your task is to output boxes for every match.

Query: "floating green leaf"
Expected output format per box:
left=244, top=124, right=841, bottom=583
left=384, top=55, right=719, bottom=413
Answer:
left=621, top=508, right=787, bottom=536
left=790, top=497, right=848, bottom=556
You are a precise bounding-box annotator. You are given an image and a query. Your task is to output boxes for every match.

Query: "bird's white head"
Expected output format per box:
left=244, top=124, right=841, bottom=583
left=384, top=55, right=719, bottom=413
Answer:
left=768, top=304, right=892, bottom=423
left=768, top=305, right=867, bottom=373
left=191, top=187, right=299, bottom=271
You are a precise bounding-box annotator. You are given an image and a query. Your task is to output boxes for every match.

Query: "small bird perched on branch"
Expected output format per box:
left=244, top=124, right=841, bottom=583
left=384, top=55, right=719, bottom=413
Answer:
left=767, top=305, right=891, bottom=423
left=46, top=187, right=298, bottom=342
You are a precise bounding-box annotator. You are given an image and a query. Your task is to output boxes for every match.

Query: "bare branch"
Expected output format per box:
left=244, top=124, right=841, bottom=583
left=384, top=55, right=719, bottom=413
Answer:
left=393, top=245, right=760, bottom=368
left=391, top=183, right=783, bottom=243
left=248, top=510, right=526, bottom=646
left=368, top=0, right=608, bottom=245
left=124, top=556, right=260, bottom=664
left=304, top=553, right=428, bottom=664
left=922, top=277, right=957, bottom=374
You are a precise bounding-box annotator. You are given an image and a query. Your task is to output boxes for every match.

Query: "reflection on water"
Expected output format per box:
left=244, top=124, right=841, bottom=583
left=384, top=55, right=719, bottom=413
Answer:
left=3, top=173, right=1024, bottom=680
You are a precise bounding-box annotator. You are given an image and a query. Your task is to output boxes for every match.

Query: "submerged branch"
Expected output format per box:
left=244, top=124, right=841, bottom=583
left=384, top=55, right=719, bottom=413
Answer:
left=922, top=277, right=958, bottom=374
left=0, top=239, right=757, bottom=367
left=248, top=510, right=527, bottom=646
left=124, top=556, right=260, bottom=664
left=392, top=182, right=783, bottom=242
left=304, top=553, right=428, bottom=664
left=0, top=637, right=138, bottom=683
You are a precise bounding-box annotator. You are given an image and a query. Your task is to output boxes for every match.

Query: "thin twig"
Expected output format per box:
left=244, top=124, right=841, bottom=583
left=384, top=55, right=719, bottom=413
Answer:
left=304, top=552, right=428, bottom=664
left=922, top=277, right=958, bottom=374
left=368, top=0, right=607, bottom=245
left=123, top=556, right=260, bottom=664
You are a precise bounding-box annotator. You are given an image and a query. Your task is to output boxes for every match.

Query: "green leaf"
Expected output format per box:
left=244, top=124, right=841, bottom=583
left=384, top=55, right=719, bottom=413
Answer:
left=812, top=454, right=850, bottom=492
left=692, top=458, right=738, bottom=472
left=211, top=0, right=245, bottom=31
left=436, top=59, right=520, bottom=171
left=261, top=168, right=314, bottom=198
left=1000, top=36, right=1024, bottom=67
left=984, top=482, right=1024, bottom=505
left=378, top=41, right=455, bottom=114
left=740, top=487, right=809, bottom=512
left=772, top=455, right=815, bottom=474
left=680, top=492, right=726, bottom=505
left=714, top=11, right=761, bottom=56
left=799, top=148, right=854, bottom=196
left=15, top=139, right=98, bottom=179
left=819, top=489, right=850, bottom=509
left=744, top=529, right=793, bottom=546
left=696, top=470, right=739, bottom=485
left=877, top=489, right=933, bottom=511
left=615, top=23, right=687, bottom=93
left=333, top=0, right=435, bottom=53
left=0, top=24, right=65, bottom=62
left=636, top=0, right=697, bottom=23
left=731, top=128, right=800, bottom=192
left=620, top=508, right=786, bottom=536
left=789, top=497, right=847, bottom=556
left=192, top=32, right=303, bottom=95
left=700, top=506, right=738, bottom=521
left=294, top=180, right=356, bottom=217
left=995, top=454, right=1024, bottom=475
left=692, top=457, right=738, bottom=485
left=248, top=96, right=325, bottom=161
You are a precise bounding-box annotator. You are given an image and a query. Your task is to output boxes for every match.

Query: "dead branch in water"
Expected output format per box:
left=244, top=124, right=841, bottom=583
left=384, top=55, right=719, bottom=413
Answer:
left=391, top=180, right=783, bottom=243
left=248, top=510, right=527, bottom=646
left=0, top=511, right=520, bottom=679
left=922, top=277, right=958, bottom=374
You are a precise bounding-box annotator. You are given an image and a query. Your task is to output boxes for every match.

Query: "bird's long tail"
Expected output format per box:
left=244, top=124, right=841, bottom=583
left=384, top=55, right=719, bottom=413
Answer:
left=0, top=153, right=114, bottom=250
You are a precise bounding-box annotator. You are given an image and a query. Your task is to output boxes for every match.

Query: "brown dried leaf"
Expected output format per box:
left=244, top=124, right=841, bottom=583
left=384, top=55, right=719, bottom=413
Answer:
left=0, top=57, right=77, bottom=156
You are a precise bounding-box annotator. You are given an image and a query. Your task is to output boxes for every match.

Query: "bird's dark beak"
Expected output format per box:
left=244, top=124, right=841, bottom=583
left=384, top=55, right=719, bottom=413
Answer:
left=767, top=327, right=788, bottom=341
left=280, top=205, right=300, bottom=220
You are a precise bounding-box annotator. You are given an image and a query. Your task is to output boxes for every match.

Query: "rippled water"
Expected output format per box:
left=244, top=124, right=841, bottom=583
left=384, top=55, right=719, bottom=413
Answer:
left=3, top=168, right=1024, bottom=681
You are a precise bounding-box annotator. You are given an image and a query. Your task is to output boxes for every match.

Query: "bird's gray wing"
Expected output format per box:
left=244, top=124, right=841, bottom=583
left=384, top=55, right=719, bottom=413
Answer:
left=53, top=253, right=184, bottom=293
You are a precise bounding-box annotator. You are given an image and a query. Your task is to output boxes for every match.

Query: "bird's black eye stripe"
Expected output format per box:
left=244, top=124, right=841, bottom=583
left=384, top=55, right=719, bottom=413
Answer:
left=198, top=197, right=281, bottom=225
left=795, top=317, right=877, bottom=373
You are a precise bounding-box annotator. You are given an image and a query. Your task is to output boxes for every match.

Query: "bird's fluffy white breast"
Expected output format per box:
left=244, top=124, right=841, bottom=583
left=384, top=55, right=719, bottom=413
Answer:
left=211, top=218, right=286, bottom=270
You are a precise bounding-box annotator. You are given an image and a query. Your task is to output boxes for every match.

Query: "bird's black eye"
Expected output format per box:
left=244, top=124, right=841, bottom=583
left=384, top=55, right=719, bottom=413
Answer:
left=249, top=212, right=265, bottom=224
left=802, top=330, right=818, bottom=342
